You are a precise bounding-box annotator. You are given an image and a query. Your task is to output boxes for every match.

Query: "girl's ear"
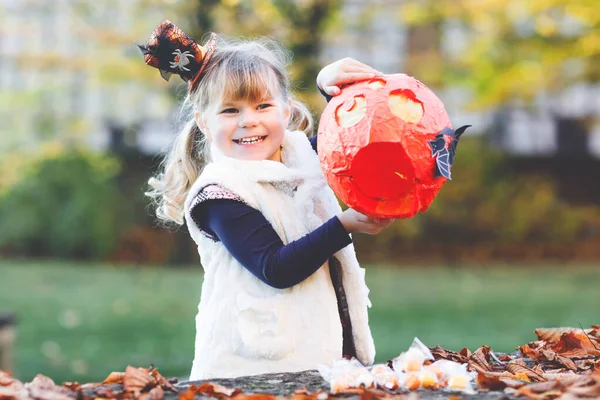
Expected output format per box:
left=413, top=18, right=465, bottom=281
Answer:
left=195, top=112, right=211, bottom=140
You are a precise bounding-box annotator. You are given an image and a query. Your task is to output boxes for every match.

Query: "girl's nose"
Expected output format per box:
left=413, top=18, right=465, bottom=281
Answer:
left=238, top=110, right=259, bottom=128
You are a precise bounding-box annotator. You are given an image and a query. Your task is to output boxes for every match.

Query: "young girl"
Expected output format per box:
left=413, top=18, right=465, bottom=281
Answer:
left=140, top=21, right=394, bottom=380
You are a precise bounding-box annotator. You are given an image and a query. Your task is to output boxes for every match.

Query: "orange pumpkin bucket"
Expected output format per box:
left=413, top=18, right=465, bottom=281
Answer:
left=317, top=74, right=469, bottom=219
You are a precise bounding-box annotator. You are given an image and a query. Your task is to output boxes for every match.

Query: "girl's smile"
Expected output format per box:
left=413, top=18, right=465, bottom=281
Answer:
left=233, top=135, right=267, bottom=145
left=198, top=95, right=291, bottom=162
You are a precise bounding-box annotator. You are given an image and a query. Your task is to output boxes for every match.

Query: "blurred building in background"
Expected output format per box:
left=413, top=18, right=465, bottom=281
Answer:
left=3, top=0, right=599, bottom=159
left=0, top=0, right=174, bottom=155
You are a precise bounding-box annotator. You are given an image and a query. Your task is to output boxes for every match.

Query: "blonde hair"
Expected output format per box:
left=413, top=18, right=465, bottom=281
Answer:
left=146, top=37, right=314, bottom=226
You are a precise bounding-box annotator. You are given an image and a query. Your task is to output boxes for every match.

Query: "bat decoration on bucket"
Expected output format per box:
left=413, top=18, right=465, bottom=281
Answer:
left=429, top=125, right=471, bottom=180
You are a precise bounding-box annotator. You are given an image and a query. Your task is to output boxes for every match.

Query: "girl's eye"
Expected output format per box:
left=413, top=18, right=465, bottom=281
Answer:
left=257, top=103, right=272, bottom=110
left=221, top=108, right=238, bottom=114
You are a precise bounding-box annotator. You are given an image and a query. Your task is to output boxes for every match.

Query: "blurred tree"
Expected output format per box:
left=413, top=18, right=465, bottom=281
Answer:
left=0, top=148, right=122, bottom=259
left=399, top=0, right=600, bottom=108
left=185, top=0, right=341, bottom=105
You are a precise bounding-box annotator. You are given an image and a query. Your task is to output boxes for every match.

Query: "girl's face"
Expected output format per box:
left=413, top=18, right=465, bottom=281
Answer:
left=198, top=92, right=291, bottom=162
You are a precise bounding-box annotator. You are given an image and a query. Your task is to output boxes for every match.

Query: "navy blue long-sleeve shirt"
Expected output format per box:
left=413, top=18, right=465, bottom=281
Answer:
left=191, top=135, right=352, bottom=289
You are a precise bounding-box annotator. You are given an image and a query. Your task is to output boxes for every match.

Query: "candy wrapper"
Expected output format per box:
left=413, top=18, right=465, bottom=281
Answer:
left=318, top=74, right=470, bottom=219
left=392, top=337, right=434, bottom=373
left=370, top=364, right=399, bottom=390
left=392, top=338, right=475, bottom=393
left=429, top=359, right=476, bottom=394
left=318, top=358, right=375, bottom=394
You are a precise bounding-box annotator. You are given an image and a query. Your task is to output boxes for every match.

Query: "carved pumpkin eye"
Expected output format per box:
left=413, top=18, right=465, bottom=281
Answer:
left=368, top=78, right=386, bottom=89
left=335, top=95, right=367, bottom=128
left=388, top=89, right=424, bottom=123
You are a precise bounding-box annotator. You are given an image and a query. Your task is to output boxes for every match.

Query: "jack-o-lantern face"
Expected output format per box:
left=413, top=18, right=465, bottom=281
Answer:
left=318, top=74, right=467, bottom=219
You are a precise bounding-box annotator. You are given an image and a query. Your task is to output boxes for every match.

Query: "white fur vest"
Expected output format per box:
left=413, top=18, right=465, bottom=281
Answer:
left=183, top=130, right=375, bottom=380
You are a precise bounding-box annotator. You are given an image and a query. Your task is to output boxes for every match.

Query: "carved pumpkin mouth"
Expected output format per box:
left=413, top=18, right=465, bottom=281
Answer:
left=350, top=142, right=416, bottom=200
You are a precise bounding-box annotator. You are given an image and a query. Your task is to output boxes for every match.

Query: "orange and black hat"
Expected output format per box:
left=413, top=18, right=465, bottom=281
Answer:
left=138, top=20, right=217, bottom=93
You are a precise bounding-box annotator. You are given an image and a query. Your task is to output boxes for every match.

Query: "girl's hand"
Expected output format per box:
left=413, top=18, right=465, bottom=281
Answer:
left=337, top=208, right=395, bottom=235
left=317, top=57, right=383, bottom=97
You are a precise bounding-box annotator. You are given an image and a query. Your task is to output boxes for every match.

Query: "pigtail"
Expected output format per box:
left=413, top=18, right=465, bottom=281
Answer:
left=288, top=97, right=314, bottom=137
left=146, top=118, right=209, bottom=226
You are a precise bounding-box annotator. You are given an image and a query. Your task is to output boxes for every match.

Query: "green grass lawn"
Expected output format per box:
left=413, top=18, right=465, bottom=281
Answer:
left=1, top=260, right=599, bottom=384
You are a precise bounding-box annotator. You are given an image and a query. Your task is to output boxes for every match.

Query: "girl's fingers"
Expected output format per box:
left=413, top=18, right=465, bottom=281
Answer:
left=342, top=61, right=383, bottom=75
left=349, top=66, right=382, bottom=76
left=322, top=85, right=341, bottom=96
left=337, top=72, right=380, bottom=85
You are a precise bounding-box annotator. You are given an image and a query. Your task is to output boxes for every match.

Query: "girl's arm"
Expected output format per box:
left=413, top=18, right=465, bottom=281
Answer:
left=309, top=135, right=318, bottom=153
left=192, top=199, right=351, bottom=289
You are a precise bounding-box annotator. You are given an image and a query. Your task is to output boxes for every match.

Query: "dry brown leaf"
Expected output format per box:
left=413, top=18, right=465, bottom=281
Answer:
left=178, top=388, right=196, bottom=400
left=150, top=368, right=177, bottom=392
left=542, top=372, right=581, bottom=387
left=517, top=385, right=562, bottom=400
left=289, top=388, right=326, bottom=400
left=521, top=380, right=562, bottom=393
left=0, top=376, right=31, bottom=400
left=60, top=382, right=81, bottom=392
left=554, top=395, right=580, bottom=400
left=123, top=366, right=156, bottom=396
left=532, top=364, right=545, bottom=375
left=535, top=328, right=593, bottom=344
left=500, top=378, right=528, bottom=388
left=566, top=382, right=600, bottom=398
left=187, top=382, right=242, bottom=398
left=470, top=346, right=493, bottom=372
left=539, top=349, right=578, bottom=371
left=430, top=345, right=469, bottom=364
left=514, top=372, right=531, bottom=382
left=102, top=371, right=126, bottom=385
left=551, top=332, right=600, bottom=354
left=574, top=358, right=599, bottom=371
left=471, top=363, right=516, bottom=379
left=476, top=372, right=507, bottom=391
left=430, top=345, right=448, bottom=359
left=25, top=374, right=76, bottom=400
left=506, top=362, right=545, bottom=382
left=0, top=371, right=16, bottom=387
left=459, top=347, right=472, bottom=358
left=520, top=344, right=543, bottom=360
left=559, top=348, right=600, bottom=358
left=232, top=394, right=278, bottom=400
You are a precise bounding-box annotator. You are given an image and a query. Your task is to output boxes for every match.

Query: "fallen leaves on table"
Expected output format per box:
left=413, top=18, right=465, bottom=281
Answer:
left=0, top=365, right=177, bottom=400
left=177, top=381, right=243, bottom=399
left=440, top=323, right=600, bottom=400
left=0, top=370, right=30, bottom=400
left=2, top=323, right=599, bottom=399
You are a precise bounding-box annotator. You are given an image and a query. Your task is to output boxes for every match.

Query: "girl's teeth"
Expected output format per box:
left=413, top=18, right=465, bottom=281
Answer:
left=238, top=136, right=265, bottom=144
